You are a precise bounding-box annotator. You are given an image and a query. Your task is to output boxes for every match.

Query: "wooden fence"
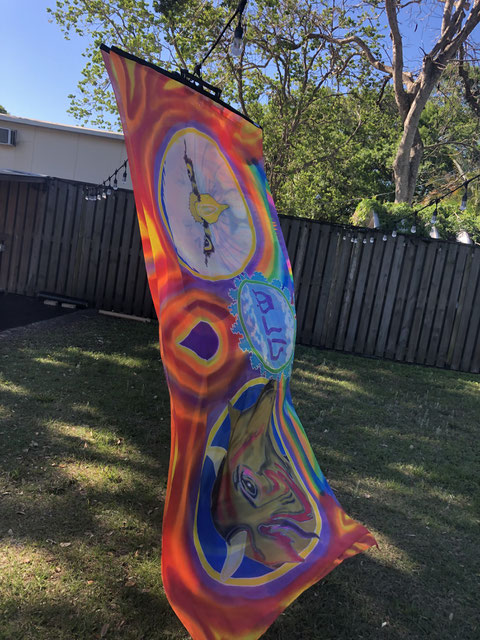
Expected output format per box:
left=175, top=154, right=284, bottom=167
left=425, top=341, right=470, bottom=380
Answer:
left=1, top=177, right=480, bottom=373
left=0, top=177, right=154, bottom=318
left=281, top=217, right=480, bottom=374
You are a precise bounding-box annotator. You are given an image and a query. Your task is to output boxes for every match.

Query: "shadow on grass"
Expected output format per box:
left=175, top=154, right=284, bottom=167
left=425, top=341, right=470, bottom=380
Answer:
left=0, top=316, right=183, bottom=639
left=0, top=316, right=478, bottom=639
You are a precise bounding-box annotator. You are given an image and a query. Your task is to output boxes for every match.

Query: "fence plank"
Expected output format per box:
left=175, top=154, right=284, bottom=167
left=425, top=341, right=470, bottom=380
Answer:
left=74, top=192, right=99, bottom=301
left=469, top=316, right=480, bottom=374
left=102, top=190, right=128, bottom=310
left=416, top=244, right=447, bottom=364
left=25, top=185, right=49, bottom=295
left=449, top=249, right=480, bottom=371
left=459, top=248, right=480, bottom=372
left=343, top=232, right=376, bottom=352
left=55, top=184, right=81, bottom=296
left=315, top=232, right=342, bottom=347
left=17, top=184, right=41, bottom=295
left=323, top=231, right=354, bottom=349
left=435, top=245, right=470, bottom=369
left=292, top=221, right=309, bottom=295
left=36, top=182, right=59, bottom=293
left=365, top=234, right=396, bottom=355
left=133, top=262, right=150, bottom=317
left=0, top=182, right=18, bottom=292
left=384, top=240, right=417, bottom=360
left=114, top=195, right=137, bottom=311
left=425, top=243, right=458, bottom=367
left=0, top=181, right=9, bottom=231
left=59, top=185, right=84, bottom=298
left=354, top=234, right=385, bottom=353
left=286, top=218, right=301, bottom=274
left=405, top=241, right=438, bottom=363
left=0, top=183, right=11, bottom=289
left=395, top=240, right=427, bottom=362
left=295, top=222, right=321, bottom=338
left=141, top=275, right=155, bottom=318
left=279, top=217, right=291, bottom=245
left=311, top=228, right=339, bottom=346
left=93, top=191, right=117, bottom=308
left=300, top=224, right=331, bottom=345
left=375, top=236, right=406, bottom=358
left=122, top=199, right=143, bottom=315
left=334, top=232, right=364, bottom=351
left=7, top=183, right=29, bottom=293
left=44, top=181, right=68, bottom=293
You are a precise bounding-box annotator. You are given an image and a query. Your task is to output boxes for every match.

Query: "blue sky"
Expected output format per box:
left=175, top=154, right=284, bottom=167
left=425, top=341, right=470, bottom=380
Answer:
left=2, top=1, right=443, bottom=130
left=1, top=0, right=88, bottom=126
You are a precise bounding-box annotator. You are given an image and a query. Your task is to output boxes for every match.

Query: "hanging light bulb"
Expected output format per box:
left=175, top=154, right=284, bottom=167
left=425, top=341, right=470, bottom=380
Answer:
left=84, top=189, right=89, bottom=201
left=231, top=22, right=244, bottom=57
left=102, top=189, right=107, bottom=199
left=410, top=224, right=416, bottom=234
left=106, top=179, right=112, bottom=196
left=370, top=236, right=374, bottom=243
left=113, top=171, right=118, bottom=190
left=456, top=229, right=472, bottom=244
left=430, top=226, right=440, bottom=240
left=122, top=162, right=127, bottom=184
left=383, top=234, right=387, bottom=241
left=363, top=238, right=367, bottom=244
left=392, top=229, right=397, bottom=238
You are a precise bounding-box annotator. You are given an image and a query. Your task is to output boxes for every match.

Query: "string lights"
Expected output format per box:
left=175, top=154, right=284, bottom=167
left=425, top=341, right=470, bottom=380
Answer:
left=84, top=159, right=128, bottom=203
left=368, top=171, right=480, bottom=240
left=231, top=0, right=248, bottom=57
left=193, top=0, right=248, bottom=76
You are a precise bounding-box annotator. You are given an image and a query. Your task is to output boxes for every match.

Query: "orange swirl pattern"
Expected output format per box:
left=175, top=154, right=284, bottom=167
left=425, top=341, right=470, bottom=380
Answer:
left=102, top=45, right=376, bottom=640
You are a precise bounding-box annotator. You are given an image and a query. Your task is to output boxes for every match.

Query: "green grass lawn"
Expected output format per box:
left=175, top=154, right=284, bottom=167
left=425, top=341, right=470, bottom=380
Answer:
left=0, top=313, right=478, bottom=640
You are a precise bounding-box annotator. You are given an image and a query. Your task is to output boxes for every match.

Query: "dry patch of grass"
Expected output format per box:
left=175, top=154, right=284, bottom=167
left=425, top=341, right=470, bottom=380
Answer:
left=0, top=315, right=478, bottom=639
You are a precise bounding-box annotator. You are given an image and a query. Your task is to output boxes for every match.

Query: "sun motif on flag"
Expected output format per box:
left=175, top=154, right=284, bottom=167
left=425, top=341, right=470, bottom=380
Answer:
left=183, top=140, right=229, bottom=265
left=157, top=128, right=256, bottom=280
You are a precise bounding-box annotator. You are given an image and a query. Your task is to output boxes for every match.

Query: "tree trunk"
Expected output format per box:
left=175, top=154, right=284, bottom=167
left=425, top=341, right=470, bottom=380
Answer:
left=392, top=57, right=441, bottom=204
left=393, top=128, right=424, bottom=204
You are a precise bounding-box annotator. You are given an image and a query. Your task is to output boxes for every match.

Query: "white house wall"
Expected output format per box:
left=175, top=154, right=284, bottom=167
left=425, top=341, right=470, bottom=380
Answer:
left=0, top=114, right=132, bottom=189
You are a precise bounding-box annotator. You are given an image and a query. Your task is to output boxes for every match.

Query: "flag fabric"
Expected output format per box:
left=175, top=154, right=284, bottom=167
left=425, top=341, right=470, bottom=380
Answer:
left=102, top=45, right=376, bottom=640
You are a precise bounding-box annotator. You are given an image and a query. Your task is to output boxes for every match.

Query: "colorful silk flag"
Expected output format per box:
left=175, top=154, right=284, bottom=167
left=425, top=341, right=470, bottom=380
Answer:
left=102, top=45, right=376, bottom=640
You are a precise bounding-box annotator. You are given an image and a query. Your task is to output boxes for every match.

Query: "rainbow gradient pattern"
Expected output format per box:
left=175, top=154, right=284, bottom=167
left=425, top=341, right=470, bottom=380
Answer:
left=102, top=45, right=376, bottom=640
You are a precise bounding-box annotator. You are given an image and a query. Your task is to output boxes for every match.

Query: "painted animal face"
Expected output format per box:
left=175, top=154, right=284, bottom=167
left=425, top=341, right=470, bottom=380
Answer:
left=211, top=380, right=317, bottom=576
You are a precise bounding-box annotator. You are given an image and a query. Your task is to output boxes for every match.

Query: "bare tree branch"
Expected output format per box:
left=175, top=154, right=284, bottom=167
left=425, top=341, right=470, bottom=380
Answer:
left=458, top=46, right=480, bottom=117
left=385, top=0, right=410, bottom=119
left=441, top=0, right=456, bottom=38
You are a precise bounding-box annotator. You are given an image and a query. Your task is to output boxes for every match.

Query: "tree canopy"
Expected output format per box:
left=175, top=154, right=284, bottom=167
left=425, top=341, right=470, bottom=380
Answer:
left=48, top=1, right=480, bottom=235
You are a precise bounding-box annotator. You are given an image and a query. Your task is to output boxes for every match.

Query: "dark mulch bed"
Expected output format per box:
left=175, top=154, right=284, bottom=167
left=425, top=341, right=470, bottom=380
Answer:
left=0, top=293, right=78, bottom=332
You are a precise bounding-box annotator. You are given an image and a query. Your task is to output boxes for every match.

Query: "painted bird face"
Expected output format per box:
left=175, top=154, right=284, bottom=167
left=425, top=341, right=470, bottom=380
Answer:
left=211, top=380, right=317, bottom=578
